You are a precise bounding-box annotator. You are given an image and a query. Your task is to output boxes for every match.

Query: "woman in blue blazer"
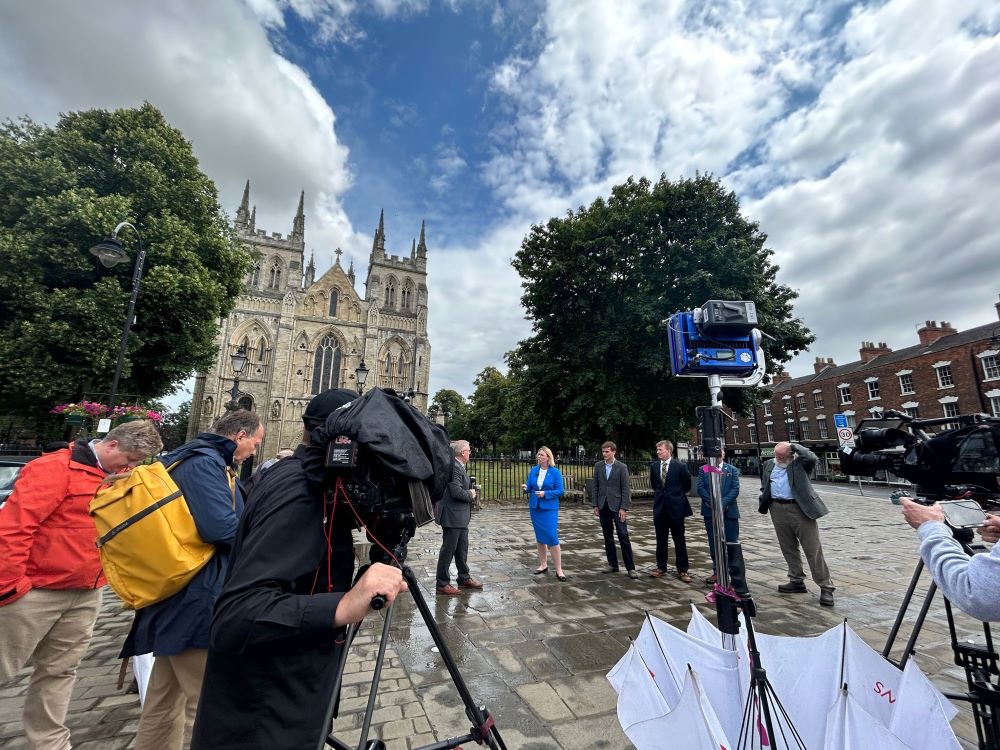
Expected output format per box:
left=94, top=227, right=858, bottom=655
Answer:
left=522, top=446, right=566, bottom=581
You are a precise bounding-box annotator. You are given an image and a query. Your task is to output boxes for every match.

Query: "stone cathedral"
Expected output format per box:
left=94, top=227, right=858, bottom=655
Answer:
left=187, top=181, right=432, bottom=460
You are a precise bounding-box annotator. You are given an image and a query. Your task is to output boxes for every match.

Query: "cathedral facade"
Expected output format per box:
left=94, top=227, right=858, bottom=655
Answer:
left=187, top=182, right=432, bottom=460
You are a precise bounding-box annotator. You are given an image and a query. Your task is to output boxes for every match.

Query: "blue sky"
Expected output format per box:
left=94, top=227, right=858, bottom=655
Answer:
left=2, top=0, right=999, bottom=404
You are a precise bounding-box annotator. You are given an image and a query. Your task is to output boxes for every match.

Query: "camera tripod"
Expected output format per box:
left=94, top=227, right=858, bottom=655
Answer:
left=699, top=376, right=806, bottom=749
left=882, top=527, right=1000, bottom=750
left=320, top=512, right=507, bottom=750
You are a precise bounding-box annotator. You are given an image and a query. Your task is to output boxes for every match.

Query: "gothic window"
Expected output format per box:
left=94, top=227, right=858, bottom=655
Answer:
left=257, top=338, right=266, bottom=363
left=311, top=335, right=342, bottom=394
left=271, top=401, right=281, bottom=419
left=401, top=280, right=414, bottom=311
left=385, top=277, right=397, bottom=308
left=267, top=259, right=282, bottom=289
left=329, top=289, right=339, bottom=317
left=382, top=354, right=393, bottom=387
left=249, top=263, right=260, bottom=287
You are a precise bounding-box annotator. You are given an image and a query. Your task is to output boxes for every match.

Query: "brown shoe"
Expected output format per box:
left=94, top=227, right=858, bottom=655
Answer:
left=437, top=584, right=460, bottom=596
left=678, top=572, right=693, bottom=583
left=458, top=578, right=484, bottom=590
left=649, top=569, right=667, bottom=578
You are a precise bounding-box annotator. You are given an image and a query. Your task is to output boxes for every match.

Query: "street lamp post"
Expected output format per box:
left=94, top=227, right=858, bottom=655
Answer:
left=227, top=343, right=249, bottom=410
left=355, top=359, right=370, bottom=394
left=782, top=394, right=796, bottom=442
left=90, top=222, right=146, bottom=410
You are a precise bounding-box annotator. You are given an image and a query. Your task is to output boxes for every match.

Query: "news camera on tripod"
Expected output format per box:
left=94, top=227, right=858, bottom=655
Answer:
left=839, top=409, right=1000, bottom=621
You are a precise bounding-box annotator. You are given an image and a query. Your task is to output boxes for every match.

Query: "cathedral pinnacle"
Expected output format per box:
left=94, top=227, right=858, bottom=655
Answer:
left=371, top=208, right=386, bottom=257
left=416, top=220, right=427, bottom=258
left=236, top=179, right=251, bottom=227
left=249, top=205, right=256, bottom=233
left=291, top=190, right=305, bottom=239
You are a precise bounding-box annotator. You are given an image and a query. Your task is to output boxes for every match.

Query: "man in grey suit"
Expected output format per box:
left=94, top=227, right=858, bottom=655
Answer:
left=592, top=442, right=638, bottom=579
left=759, top=442, right=835, bottom=606
left=435, top=440, right=484, bottom=596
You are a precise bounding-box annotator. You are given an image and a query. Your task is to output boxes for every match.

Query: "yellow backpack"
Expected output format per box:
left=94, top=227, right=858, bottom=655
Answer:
left=89, top=460, right=236, bottom=609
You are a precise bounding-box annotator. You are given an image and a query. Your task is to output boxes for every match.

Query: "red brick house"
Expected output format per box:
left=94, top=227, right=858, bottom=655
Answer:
left=717, top=294, right=1000, bottom=476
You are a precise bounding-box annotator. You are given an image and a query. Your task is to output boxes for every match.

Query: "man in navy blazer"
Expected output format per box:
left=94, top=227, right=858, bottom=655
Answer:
left=696, top=449, right=741, bottom=584
left=649, top=440, right=693, bottom=582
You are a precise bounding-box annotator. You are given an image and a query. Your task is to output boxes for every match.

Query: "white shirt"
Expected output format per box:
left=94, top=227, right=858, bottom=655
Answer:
left=537, top=467, right=548, bottom=489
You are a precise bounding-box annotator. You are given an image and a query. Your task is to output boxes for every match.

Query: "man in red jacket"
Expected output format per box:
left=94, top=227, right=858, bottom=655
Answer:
left=0, top=420, right=161, bottom=750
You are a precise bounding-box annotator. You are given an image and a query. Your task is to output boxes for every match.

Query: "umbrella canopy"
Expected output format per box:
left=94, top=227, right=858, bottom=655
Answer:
left=608, top=609, right=961, bottom=750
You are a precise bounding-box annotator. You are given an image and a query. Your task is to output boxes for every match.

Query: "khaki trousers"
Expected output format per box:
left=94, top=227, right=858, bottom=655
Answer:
left=0, top=587, right=102, bottom=750
left=133, top=649, right=208, bottom=750
left=769, top=501, right=834, bottom=589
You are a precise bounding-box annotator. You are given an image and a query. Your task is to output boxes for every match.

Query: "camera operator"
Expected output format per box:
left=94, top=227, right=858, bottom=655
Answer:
left=190, top=388, right=407, bottom=750
left=901, top=497, right=1000, bottom=621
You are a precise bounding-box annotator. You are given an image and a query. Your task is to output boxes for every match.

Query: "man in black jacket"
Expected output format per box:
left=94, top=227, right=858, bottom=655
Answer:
left=190, top=389, right=422, bottom=750
left=435, top=440, right=483, bottom=595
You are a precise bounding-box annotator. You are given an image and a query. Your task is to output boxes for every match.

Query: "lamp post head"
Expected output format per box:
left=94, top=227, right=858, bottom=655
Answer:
left=89, top=236, right=130, bottom=268
left=355, top=359, right=370, bottom=392
left=231, top=343, right=249, bottom=375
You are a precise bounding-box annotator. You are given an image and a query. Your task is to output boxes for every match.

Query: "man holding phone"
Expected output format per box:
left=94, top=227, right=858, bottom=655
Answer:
left=901, top=497, right=1000, bottom=621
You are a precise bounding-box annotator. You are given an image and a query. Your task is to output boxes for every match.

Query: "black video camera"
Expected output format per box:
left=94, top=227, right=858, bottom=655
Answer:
left=307, top=388, right=453, bottom=529
left=838, top=410, right=1000, bottom=503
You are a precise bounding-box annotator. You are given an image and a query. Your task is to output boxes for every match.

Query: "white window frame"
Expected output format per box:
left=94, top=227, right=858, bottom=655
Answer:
left=838, top=383, right=852, bottom=405
left=897, top=371, right=914, bottom=395
left=816, top=418, right=829, bottom=439
left=934, top=361, right=954, bottom=389
left=865, top=377, right=880, bottom=400
left=979, top=351, right=1000, bottom=381
left=762, top=401, right=771, bottom=416
left=813, top=390, right=824, bottom=409
left=765, top=423, right=775, bottom=442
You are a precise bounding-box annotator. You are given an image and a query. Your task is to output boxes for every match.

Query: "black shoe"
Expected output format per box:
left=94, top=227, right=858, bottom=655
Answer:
left=533, top=567, right=549, bottom=575
left=820, top=588, right=835, bottom=606
left=778, top=581, right=808, bottom=594
left=556, top=574, right=568, bottom=582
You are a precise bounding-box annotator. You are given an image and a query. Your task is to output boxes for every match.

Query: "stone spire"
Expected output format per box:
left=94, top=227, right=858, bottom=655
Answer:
left=416, top=220, right=427, bottom=258
left=371, top=209, right=386, bottom=258
left=235, top=179, right=251, bottom=227
left=291, top=190, right=305, bottom=240
left=249, top=205, right=256, bottom=233
left=305, top=249, right=315, bottom=287
left=348, top=257, right=356, bottom=285
left=411, top=238, right=416, bottom=258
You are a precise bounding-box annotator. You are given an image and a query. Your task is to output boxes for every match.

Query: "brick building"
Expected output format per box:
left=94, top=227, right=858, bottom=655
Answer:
left=721, top=294, right=1000, bottom=476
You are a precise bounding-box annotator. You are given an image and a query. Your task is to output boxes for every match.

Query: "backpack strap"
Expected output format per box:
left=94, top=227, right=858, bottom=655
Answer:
left=226, top=467, right=237, bottom=510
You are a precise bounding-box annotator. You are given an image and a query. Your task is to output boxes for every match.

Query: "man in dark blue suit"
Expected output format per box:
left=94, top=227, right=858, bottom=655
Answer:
left=648, top=440, right=693, bottom=582
left=696, top=449, right=741, bottom=584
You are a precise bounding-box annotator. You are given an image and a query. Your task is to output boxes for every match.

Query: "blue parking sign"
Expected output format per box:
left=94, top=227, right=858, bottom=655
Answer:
left=834, top=413, right=848, bottom=429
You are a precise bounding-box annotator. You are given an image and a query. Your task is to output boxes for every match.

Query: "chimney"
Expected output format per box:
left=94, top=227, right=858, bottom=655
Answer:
left=859, top=341, right=892, bottom=363
left=771, top=371, right=791, bottom=386
left=917, top=320, right=958, bottom=346
left=813, top=356, right=837, bottom=374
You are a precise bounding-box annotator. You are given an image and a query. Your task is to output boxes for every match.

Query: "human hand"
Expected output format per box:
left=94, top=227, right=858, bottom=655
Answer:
left=333, top=563, right=407, bottom=627
left=536, top=491, right=544, bottom=498
left=979, top=515, right=1000, bottom=544
left=619, top=509, right=627, bottom=523
left=592, top=506, right=599, bottom=517
left=900, top=497, right=945, bottom=530
left=522, top=484, right=527, bottom=492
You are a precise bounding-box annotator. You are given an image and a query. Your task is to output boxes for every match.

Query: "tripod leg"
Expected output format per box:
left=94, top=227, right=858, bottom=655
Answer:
left=355, top=603, right=396, bottom=750
left=898, top=579, right=937, bottom=670
left=882, top=558, right=925, bottom=658
left=401, top=566, right=507, bottom=750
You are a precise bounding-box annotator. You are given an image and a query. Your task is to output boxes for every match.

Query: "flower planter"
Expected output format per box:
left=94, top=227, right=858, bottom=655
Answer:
left=64, top=415, right=86, bottom=426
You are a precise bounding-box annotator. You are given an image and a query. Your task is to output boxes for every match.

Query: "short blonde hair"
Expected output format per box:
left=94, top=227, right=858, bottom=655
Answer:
left=537, top=446, right=556, bottom=466
left=104, top=419, right=163, bottom=458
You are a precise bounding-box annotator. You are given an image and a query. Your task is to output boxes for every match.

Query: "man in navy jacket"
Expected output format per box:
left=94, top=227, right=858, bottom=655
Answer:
left=697, top=450, right=741, bottom=584
left=123, top=410, right=263, bottom=750
left=649, top=440, right=693, bottom=582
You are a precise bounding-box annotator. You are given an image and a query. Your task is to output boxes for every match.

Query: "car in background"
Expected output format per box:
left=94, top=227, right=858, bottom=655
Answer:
left=0, top=458, right=31, bottom=510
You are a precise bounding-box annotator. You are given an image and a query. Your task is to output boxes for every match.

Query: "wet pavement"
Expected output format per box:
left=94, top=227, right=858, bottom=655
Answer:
left=0, top=482, right=989, bottom=748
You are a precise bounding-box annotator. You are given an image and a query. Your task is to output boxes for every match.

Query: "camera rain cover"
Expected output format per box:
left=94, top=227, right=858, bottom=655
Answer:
left=304, top=388, right=453, bottom=503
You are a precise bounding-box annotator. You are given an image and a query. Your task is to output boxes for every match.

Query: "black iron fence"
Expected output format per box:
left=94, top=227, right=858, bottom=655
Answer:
left=467, top=457, right=697, bottom=501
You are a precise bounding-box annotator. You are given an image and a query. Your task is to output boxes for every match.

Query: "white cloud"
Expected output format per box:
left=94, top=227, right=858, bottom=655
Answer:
left=0, top=0, right=368, bottom=292
left=482, top=0, right=1000, bottom=382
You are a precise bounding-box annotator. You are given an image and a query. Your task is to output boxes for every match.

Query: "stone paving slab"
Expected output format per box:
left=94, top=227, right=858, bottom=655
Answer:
left=0, top=483, right=989, bottom=748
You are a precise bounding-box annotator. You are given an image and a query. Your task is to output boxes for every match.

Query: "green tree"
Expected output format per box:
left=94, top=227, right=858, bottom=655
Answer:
left=429, top=388, right=470, bottom=439
left=0, top=103, right=250, bottom=425
left=510, top=174, right=813, bottom=452
left=465, top=367, right=509, bottom=454
left=158, top=400, right=191, bottom=451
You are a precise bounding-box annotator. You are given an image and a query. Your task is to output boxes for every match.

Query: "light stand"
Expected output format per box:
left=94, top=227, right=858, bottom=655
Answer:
left=355, top=359, right=370, bottom=395
left=90, top=222, right=146, bottom=410
left=227, top=343, right=249, bottom=410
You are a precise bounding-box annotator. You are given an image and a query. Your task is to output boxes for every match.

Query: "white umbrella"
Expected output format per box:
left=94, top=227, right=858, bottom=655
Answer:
left=609, top=608, right=962, bottom=750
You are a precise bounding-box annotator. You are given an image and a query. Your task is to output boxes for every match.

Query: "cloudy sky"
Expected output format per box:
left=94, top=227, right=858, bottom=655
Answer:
left=2, top=0, right=999, bottom=402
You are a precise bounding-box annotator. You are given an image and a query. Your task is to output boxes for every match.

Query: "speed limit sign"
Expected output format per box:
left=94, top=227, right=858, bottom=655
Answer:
left=837, top=427, right=855, bottom=447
